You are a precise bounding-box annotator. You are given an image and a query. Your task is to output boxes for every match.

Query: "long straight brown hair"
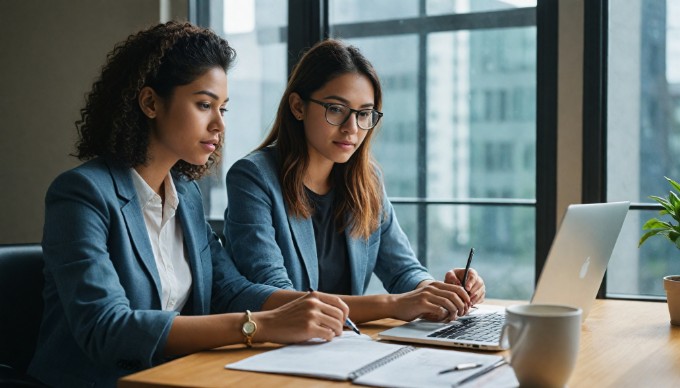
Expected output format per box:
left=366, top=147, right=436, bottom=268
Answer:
left=258, top=39, right=383, bottom=240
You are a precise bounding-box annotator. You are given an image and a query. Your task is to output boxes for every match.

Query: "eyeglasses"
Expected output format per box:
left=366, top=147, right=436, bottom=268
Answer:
left=307, top=98, right=383, bottom=130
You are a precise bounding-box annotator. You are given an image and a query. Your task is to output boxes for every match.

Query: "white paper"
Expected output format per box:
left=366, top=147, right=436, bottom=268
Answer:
left=353, top=348, right=517, bottom=388
left=226, top=332, right=404, bottom=380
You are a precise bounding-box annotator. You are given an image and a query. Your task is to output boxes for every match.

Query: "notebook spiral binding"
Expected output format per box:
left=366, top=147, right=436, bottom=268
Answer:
left=347, top=346, right=417, bottom=381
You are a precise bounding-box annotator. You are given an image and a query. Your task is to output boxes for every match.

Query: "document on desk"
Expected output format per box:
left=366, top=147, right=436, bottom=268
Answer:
left=226, top=332, right=518, bottom=387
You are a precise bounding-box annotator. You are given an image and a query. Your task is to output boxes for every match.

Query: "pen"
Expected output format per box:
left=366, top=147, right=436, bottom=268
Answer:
left=438, top=362, right=482, bottom=375
left=308, top=288, right=361, bottom=335
left=461, top=248, right=475, bottom=291
left=451, top=358, right=507, bottom=387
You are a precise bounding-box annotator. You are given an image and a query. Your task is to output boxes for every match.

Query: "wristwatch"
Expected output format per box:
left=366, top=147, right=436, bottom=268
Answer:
left=241, top=310, right=257, bottom=347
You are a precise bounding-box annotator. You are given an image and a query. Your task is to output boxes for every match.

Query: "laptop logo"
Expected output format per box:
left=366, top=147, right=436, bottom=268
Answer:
left=579, top=257, right=591, bottom=279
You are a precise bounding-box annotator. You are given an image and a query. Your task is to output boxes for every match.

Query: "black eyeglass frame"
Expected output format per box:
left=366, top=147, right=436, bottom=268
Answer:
left=307, top=98, right=383, bottom=130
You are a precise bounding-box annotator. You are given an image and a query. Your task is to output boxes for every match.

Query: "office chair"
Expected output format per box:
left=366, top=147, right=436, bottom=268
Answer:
left=0, top=244, right=46, bottom=387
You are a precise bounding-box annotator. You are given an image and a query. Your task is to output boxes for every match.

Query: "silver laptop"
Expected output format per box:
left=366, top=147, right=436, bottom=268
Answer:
left=377, top=201, right=630, bottom=351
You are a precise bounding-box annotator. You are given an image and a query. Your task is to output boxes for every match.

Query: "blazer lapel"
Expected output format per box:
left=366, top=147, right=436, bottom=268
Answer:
left=174, top=180, right=207, bottom=315
left=288, top=215, right=319, bottom=290
left=108, top=161, right=163, bottom=302
left=346, top=234, right=368, bottom=295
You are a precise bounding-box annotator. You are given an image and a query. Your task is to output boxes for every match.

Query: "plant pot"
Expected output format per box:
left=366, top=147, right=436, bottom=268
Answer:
left=663, top=275, right=680, bottom=325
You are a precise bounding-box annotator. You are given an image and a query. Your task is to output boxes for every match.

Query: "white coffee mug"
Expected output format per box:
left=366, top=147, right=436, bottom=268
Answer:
left=500, top=304, right=582, bottom=388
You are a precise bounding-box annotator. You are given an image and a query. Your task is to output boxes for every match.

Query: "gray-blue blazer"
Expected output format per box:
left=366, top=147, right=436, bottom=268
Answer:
left=223, top=147, right=433, bottom=295
left=29, top=158, right=278, bottom=388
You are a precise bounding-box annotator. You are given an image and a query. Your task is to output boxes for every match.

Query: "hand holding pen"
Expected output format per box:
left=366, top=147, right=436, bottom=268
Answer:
left=444, top=248, right=486, bottom=306
left=308, top=288, right=361, bottom=335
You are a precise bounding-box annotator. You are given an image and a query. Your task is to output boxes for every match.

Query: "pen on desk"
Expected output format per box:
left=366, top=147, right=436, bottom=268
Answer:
left=438, top=362, right=482, bottom=375
left=451, top=358, right=507, bottom=387
left=308, top=288, right=361, bottom=335
left=461, top=248, right=475, bottom=291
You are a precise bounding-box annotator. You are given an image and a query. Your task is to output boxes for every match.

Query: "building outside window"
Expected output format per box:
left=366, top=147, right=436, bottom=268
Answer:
left=607, top=0, right=680, bottom=299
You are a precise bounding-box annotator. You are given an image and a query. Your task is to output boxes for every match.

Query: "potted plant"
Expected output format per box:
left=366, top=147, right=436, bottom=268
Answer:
left=639, top=176, right=680, bottom=325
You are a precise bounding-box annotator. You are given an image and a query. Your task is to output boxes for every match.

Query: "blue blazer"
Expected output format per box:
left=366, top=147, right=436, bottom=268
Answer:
left=223, top=147, right=433, bottom=295
left=29, top=158, right=278, bottom=388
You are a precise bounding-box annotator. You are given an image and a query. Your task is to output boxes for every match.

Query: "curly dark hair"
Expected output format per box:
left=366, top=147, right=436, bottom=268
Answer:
left=74, top=21, right=235, bottom=180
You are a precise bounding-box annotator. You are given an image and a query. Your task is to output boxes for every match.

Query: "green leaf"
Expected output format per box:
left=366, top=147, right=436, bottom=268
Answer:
left=639, top=230, right=663, bottom=247
left=639, top=177, right=680, bottom=249
left=670, top=191, right=680, bottom=219
left=642, top=218, right=671, bottom=230
left=666, top=176, right=680, bottom=194
left=650, top=195, right=674, bottom=215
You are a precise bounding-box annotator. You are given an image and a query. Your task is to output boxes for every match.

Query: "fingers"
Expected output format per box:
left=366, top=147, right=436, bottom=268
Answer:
left=444, top=270, right=461, bottom=286
left=311, top=291, right=350, bottom=321
left=261, top=292, right=347, bottom=344
left=423, top=283, right=469, bottom=317
left=303, top=292, right=345, bottom=335
left=394, top=283, right=470, bottom=322
left=446, top=268, right=483, bottom=296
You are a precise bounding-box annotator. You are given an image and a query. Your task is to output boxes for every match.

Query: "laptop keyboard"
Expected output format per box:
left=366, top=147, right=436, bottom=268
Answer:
left=426, top=313, right=505, bottom=343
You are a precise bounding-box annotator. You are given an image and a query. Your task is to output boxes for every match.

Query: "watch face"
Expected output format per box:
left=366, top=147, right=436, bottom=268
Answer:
left=243, top=321, right=256, bottom=335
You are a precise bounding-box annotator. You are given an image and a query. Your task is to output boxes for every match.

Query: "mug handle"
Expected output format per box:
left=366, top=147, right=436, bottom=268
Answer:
left=500, top=320, right=529, bottom=363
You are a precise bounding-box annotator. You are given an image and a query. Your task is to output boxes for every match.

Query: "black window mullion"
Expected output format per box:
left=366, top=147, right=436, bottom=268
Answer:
left=582, top=0, right=608, bottom=298
left=287, top=0, right=328, bottom=73
left=535, top=0, right=559, bottom=286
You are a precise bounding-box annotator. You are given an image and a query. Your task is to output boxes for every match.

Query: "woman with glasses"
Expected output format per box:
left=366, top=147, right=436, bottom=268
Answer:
left=29, top=23, right=349, bottom=388
left=223, top=39, right=486, bottom=324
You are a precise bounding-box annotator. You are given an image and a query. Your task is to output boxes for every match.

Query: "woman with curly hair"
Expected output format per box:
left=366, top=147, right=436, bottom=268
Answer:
left=28, top=22, right=348, bottom=388
left=223, top=39, right=486, bottom=325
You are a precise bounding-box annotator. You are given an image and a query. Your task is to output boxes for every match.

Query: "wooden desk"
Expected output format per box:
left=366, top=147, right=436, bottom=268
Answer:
left=118, top=299, right=680, bottom=387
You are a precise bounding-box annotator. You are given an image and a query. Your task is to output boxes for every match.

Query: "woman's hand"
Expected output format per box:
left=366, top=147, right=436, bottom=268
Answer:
left=254, top=291, right=348, bottom=344
left=444, top=267, right=486, bottom=305
left=390, top=281, right=471, bottom=322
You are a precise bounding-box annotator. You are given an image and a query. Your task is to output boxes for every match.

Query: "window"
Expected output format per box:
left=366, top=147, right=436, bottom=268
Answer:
left=199, top=0, right=541, bottom=300
left=606, top=0, right=680, bottom=298
left=194, top=0, right=288, bottom=220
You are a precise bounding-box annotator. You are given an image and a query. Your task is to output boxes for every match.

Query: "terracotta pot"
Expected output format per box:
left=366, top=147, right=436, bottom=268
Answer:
left=663, top=275, right=680, bottom=325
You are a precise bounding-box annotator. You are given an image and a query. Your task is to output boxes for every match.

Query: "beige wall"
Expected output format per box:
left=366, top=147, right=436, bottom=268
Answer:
left=0, top=0, right=187, bottom=244
left=557, top=0, right=585, bottom=224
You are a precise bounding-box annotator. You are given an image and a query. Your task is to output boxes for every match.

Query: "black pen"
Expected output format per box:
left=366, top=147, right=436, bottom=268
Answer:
left=451, top=358, right=507, bottom=387
left=308, top=288, right=361, bottom=335
left=461, top=248, right=475, bottom=291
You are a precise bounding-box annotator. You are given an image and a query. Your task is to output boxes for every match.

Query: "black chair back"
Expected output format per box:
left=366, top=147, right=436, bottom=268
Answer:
left=0, top=244, right=44, bottom=375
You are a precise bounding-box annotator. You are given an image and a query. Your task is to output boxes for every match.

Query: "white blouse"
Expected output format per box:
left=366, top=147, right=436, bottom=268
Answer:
left=130, top=168, right=192, bottom=312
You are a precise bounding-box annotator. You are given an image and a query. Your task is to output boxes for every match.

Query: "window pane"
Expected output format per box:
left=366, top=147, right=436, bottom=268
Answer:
left=202, top=0, right=288, bottom=219
left=608, top=210, right=680, bottom=297
left=427, top=205, right=535, bottom=300
left=607, top=1, right=680, bottom=297
left=428, top=29, right=536, bottom=201
left=426, top=0, right=536, bottom=16
left=329, top=0, right=419, bottom=24
left=337, top=35, right=420, bottom=197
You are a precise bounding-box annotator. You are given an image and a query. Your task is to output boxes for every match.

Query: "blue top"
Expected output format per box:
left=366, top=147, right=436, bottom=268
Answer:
left=29, top=158, right=278, bottom=388
left=223, top=146, right=433, bottom=295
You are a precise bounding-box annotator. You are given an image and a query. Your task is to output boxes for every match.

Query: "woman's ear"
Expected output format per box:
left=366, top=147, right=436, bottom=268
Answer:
left=289, top=92, right=305, bottom=121
left=139, top=86, right=159, bottom=119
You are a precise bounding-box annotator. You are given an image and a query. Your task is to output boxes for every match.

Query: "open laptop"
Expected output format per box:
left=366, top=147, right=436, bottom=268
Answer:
left=377, top=201, right=630, bottom=351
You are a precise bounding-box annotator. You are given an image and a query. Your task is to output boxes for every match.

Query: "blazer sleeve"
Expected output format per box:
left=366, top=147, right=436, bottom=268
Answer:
left=372, top=184, right=434, bottom=294
left=179, top=181, right=281, bottom=313
left=41, top=169, right=175, bottom=368
left=223, top=157, right=296, bottom=290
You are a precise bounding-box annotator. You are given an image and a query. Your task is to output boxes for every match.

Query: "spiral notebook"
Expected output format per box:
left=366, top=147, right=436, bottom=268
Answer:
left=225, top=332, right=515, bottom=387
